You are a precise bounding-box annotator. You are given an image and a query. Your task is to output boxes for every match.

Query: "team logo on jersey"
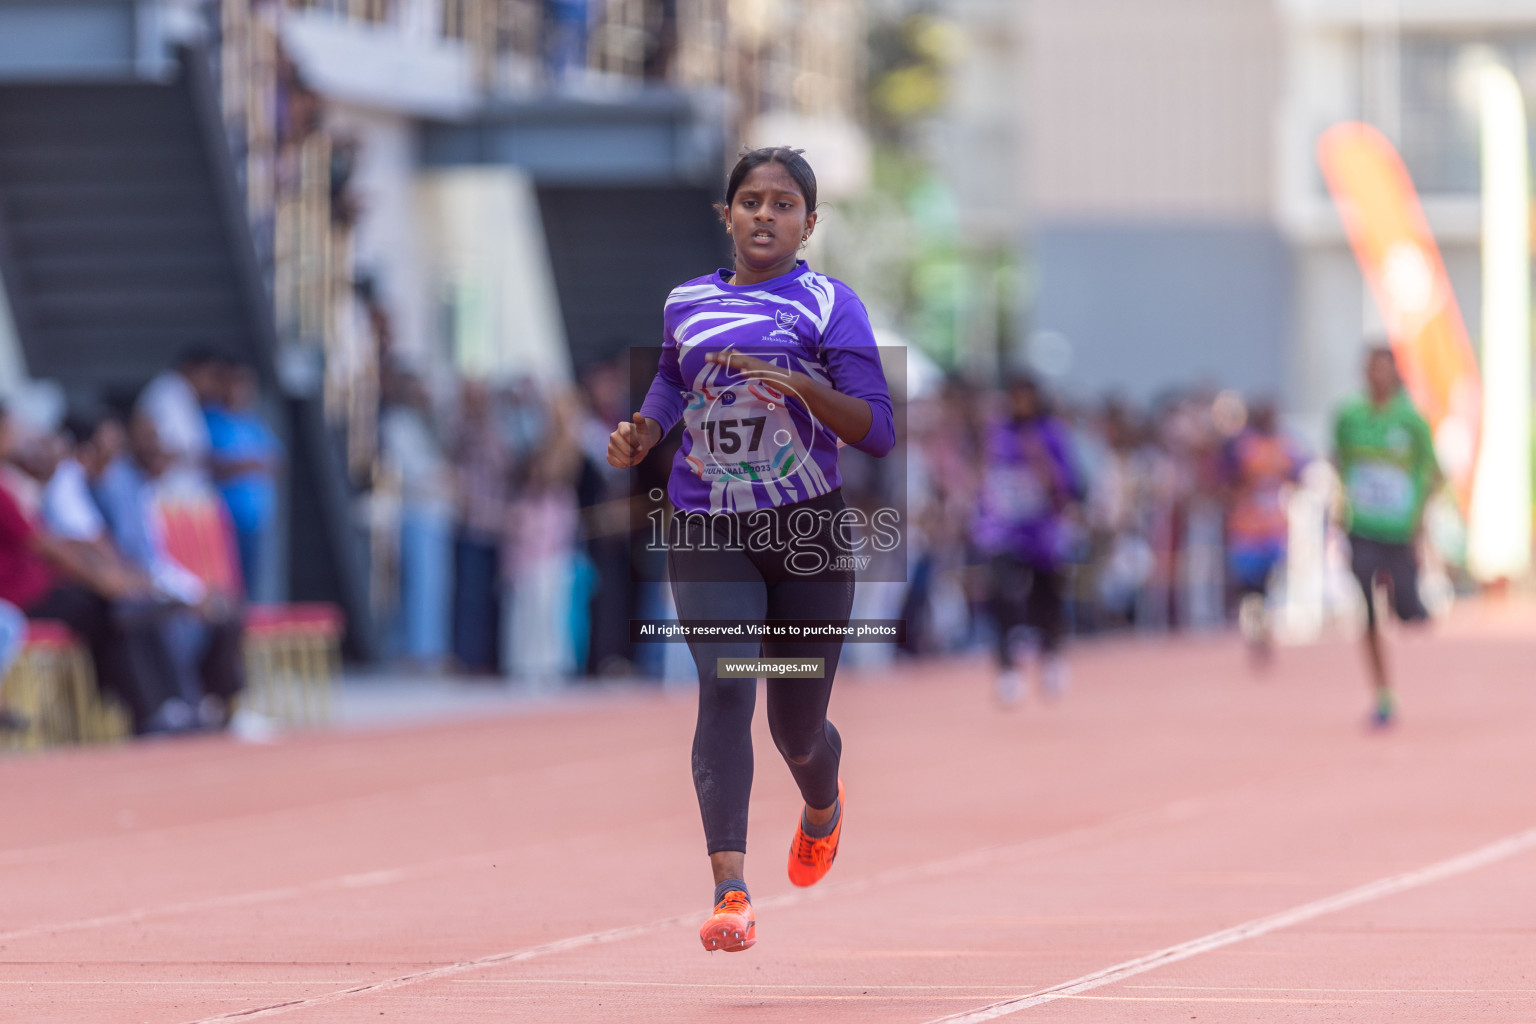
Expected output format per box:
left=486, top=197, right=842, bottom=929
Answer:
left=764, top=309, right=801, bottom=341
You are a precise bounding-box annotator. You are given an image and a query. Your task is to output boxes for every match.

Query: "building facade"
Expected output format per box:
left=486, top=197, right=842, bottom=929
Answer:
left=1020, top=0, right=1289, bottom=408
left=1021, top=0, right=1536, bottom=449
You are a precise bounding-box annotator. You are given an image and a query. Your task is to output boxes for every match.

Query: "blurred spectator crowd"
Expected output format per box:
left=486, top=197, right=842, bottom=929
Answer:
left=0, top=340, right=1424, bottom=742
left=370, top=355, right=658, bottom=682
left=900, top=377, right=1340, bottom=658
left=375, top=357, right=1370, bottom=685
left=0, top=349, right=280, bottom=737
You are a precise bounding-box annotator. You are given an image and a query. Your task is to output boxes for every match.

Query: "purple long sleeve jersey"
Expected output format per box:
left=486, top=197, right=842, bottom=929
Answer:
left=639, top=262, right=895, bottom=513
left=971, top=414, right=1080, bottom=567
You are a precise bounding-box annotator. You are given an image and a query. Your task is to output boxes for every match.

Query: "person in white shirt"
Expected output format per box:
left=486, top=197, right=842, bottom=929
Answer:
left=33, top=424, right=152, bottom=603
left=41, top=453, right=108, bottom=545
left=135, top=347, right=222, bottom=492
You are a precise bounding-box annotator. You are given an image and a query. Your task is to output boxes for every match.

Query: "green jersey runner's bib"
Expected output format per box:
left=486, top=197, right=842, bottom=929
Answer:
left=1334, top=391, right=1439, bottom=545
left=1346, top=461, right=1415, bottom=520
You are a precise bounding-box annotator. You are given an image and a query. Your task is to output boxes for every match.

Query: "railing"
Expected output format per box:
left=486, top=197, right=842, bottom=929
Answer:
left=206, top=0, right=377, bottom=481
left=294, top=0, right=396, bottom=22
left=284, top=0, right=674, bottom=89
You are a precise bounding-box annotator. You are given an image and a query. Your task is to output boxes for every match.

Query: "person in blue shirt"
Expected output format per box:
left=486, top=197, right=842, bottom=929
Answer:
left=90, top=410, right=247, bottom=728
left=545, top=0, right=590, bottom=83
left=203, top=359, right=282, bottom=600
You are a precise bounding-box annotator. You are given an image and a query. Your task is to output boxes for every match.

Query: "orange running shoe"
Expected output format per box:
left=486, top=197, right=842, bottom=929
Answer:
left=699, top=889, right=756, bottom=952
left=787, top=778, right=843, bottom=887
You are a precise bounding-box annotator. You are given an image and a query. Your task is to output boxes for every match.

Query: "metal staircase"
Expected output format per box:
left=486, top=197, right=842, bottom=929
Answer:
left=0, top=74, right=267, bottom=391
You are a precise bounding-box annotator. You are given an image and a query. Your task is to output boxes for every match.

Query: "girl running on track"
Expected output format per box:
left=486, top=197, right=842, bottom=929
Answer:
left=972, top=375, right=1082, bottom=706
left=607, top=147, right=895, bottom=953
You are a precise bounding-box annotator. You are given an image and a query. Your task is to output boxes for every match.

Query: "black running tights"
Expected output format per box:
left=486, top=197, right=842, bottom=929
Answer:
left=988, top=554, right=1066, bottom=665
left=667, top=491, right=855, bottom=855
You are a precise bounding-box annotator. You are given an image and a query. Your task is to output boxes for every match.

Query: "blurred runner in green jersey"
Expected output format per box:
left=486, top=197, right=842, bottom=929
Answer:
left=1334, top=346, right=1441, bottom=728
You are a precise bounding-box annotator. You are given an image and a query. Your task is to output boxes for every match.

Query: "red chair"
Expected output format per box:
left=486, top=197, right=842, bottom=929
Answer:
left=157, top=500, right=243, bottom=598
left=156, top=493, right=343, bottom=725
left=23, top=619, right=75, bottom=650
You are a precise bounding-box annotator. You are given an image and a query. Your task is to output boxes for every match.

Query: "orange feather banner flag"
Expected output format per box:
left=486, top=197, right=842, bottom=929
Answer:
left=1317, top=121, right=1482, bottom=513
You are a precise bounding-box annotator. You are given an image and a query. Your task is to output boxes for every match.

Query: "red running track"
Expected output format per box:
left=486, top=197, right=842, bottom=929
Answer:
left=3, top=608, right=1536, bottom=1023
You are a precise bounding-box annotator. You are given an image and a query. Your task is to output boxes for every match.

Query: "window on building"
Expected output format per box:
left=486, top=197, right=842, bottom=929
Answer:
left=1398, top=32, right=1536, bottom=195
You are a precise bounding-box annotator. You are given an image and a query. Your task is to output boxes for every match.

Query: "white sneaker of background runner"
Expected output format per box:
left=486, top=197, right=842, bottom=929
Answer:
left=229, top=708, right=279, bottom=744
left=995, top=669, right=1024, bottom=707
left=1041, top=655, right=1069, bottom=698
left=1238, top=593, right=1268, bottom=646
left=1013, top=633, right=1041, bottom=692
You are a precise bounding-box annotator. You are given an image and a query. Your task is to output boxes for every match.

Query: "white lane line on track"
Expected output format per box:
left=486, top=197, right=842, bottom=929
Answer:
left=761, top=795, right=1216, bottom=912
left=0, top=813, right=695, bottom=947
left=180, top=797, right=1219, bottom=1024
left=0, top=857, right=483, bottom=947
left=1128, top=985, right=1536, bottom=994
left=453, top=980, right=1035, bottom=990
left=182, top=913, right=701, bottom=1023
left=921, top=824, right=1536, bottom=1024
left=0, top=747, right=667, bottom=870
